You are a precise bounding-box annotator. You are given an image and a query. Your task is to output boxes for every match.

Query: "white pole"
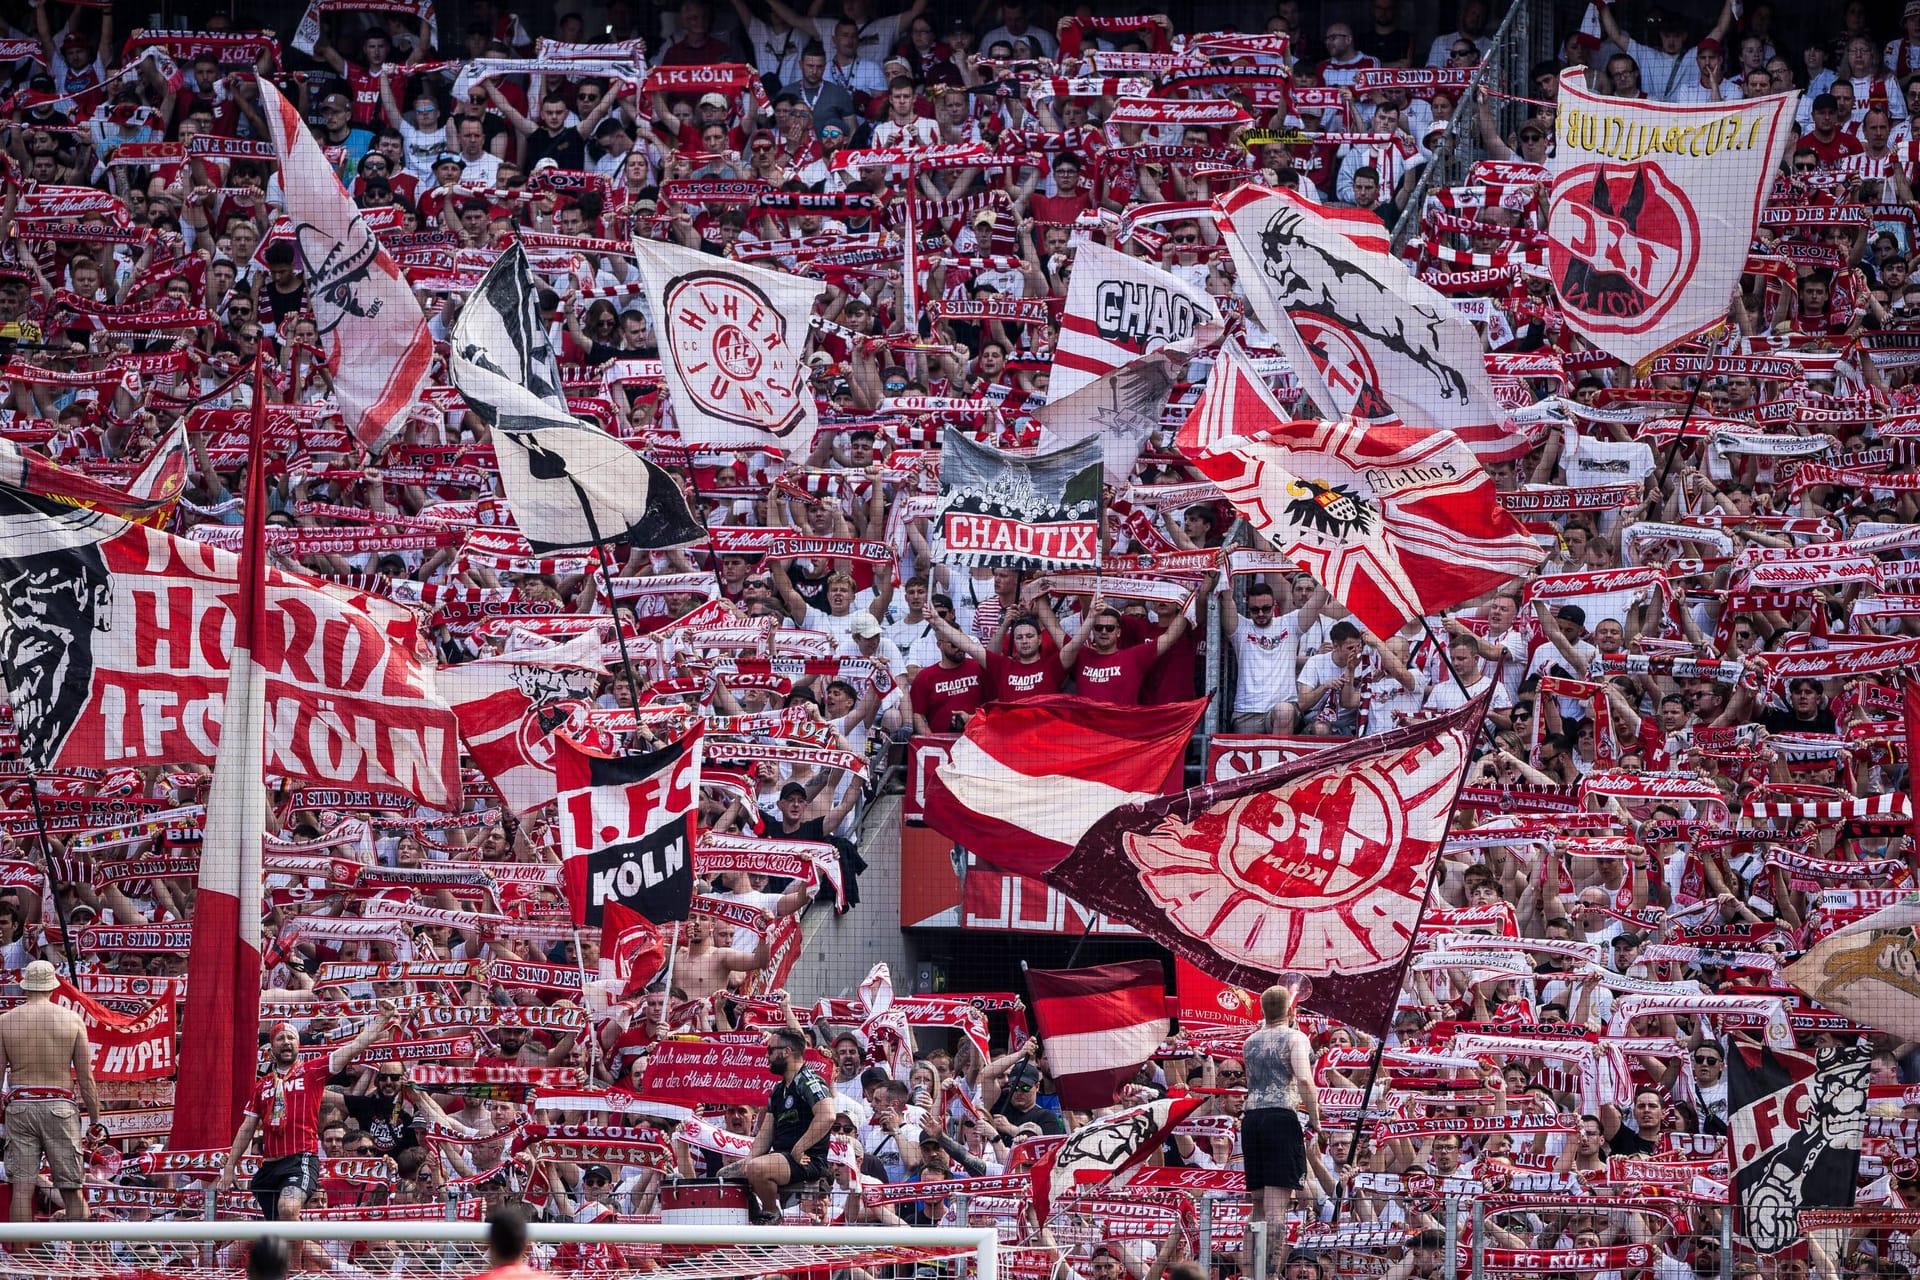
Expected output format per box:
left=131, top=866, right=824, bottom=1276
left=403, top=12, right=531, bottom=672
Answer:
left=658, top=919, right=682, bottom=1002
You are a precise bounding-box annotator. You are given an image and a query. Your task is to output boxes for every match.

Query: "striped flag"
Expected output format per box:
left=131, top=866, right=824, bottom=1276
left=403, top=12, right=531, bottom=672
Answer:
left=922, top=694, right=1207, bottom=878
left=169, top=362, right=269, bottom=1153
left=1049, top=242, right=1222, bottom=404
left=1025, top=961, right=1169, bottom=1109
left=259, top=78, right=432, bottom=452
left=1178, top=342, right=1543, bottom=639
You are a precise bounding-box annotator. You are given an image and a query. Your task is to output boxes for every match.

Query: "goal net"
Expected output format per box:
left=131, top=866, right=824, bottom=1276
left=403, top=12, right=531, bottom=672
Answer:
left=0, top=1220, right=1000, bottom=1280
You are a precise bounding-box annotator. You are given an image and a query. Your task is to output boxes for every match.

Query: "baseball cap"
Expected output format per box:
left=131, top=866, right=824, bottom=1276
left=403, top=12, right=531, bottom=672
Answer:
left=699, top=91, right=731, bottom=109
left=1007, top=1063, right=1042, bottom=1087
left=434, top=153, right=464, bottom=168
left=583, top=1163, right=612, bottom=1182
left=779, top=782, right=808, bottom=801
left=1090, top=1246, right=1121, bottom=1261
left=531, top=156, right=560, bottom=173
left=849, top=613, right=882, bottom=639
left=1555, top=604, right=1586, bottom=627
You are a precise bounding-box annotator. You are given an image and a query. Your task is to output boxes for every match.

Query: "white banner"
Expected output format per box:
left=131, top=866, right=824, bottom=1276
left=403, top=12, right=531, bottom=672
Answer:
left=1545, top=70, right=1798, bottom=365
left=631, top=236, right=822, bottom=456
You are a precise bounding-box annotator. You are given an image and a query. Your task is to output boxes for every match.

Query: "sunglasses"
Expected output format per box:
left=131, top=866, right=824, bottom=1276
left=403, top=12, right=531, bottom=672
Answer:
left=584, top=1176, right=610, bottom=1186
left=378, top=1072, right=405, bottom=1081
left=1220, top=1070, right=1245, bottom=1081
left=1693, top=1054, right=1721, bottom=1064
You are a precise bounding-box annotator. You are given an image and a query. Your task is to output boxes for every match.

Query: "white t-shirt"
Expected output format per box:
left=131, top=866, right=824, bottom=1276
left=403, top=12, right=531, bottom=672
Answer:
left=397, top=117, right=450, bottom=179
left=1423, top=673, right=1511, bottom=715
left=1231, top=618, right=1300, bottom=714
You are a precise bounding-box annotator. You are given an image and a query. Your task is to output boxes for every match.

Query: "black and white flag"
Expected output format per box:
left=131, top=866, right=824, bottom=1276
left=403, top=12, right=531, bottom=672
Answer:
left=935, top=430, right=1102, bottom=571
left=1728, top=1042, right=1868, bottom=1253
left=1035, top=351, right=1181, bottom=488
left=449, top=244, right=703, bottom=553
left=557, top=725, right=702, bottom=927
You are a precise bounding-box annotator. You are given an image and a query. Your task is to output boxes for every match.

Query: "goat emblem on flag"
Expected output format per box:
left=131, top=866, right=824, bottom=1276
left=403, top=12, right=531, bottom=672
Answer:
left=1547, top=163, right=1698, bottom=333
left=664, top=271, right=807, bottom=437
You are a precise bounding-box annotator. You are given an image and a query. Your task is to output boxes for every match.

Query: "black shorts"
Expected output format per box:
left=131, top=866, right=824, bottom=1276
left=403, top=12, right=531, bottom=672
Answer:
left=251, top=1153, right=320, bottom=1216
left=778, top=1152, right=828, bottom=1184
left=1242, top=1107, right=1306, bottom=1192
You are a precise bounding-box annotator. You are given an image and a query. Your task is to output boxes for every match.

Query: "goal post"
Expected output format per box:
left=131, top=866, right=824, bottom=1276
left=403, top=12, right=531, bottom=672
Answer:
left=0, top=1219, right=1000, bottom=1280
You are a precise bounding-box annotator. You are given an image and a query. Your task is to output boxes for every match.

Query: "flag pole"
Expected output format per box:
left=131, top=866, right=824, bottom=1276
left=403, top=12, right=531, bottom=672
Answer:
left=1330, top=685, right=1494, bottom=1226
left=0, top=739, right=80, bottom=980
left=658, top=919, right=682, bottom=1002
left=571, top=927, right=604, bottom=1080
left=567, top=480, right=654, bottom=716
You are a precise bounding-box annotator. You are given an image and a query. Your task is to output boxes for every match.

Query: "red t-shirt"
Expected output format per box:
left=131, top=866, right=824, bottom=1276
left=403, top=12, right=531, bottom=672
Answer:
left=1069, top=642, right=1156, bottom=705
left=985, top=650, right=1063, bottom=702
left=345, top=64, right=409, bottom=127
left=1802, top=130, right=1862, bottom=167
left=245, top=1055, right=334, bottom=1158
left=911, top=659, right=986, bottom=731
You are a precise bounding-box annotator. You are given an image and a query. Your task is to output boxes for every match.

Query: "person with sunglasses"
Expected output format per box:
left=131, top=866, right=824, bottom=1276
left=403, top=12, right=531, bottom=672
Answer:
left=341, top=1060, right=468, bottom=1157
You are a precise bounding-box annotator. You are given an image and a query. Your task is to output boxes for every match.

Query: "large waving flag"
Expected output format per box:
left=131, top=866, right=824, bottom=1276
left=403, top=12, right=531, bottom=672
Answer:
left=0, top=496, right=459, bottom=809
left=632, top=235, right=823, bottom=458
left=1031, top=1092, right=1207, bottom=1222
left=170, top=368, right=270, bottom=1154
left=1026, top=961, right=1170, bottom=1110
left=1784, top=891, right=1920, bottom=1041
left=1045, top=685, right=1490, bottom=1036
left=450, top=244, right=704, bottom=554
left=1547, top=69, right=1796, bottom=365
left=1178, top=344, right=1543, bottom=639
left=557, top=725, right=702, bottom=927
left=1036, top=352, right=1181, bottom=488
left=260, top=78, right=432, bottom=451
left=1727, top=1043, right=1867, bottom=1253
left=436, top=632, right=607, bottom=816
left=923, top=695, right=1207, bottom=878
left=1048, top=241, right=1222, bottom=404
left=1215, top=183, right=1525, bottom=463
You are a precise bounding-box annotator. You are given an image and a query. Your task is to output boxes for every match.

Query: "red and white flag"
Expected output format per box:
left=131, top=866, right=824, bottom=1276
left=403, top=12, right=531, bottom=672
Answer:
left=1030, top=1092, right=1207, bottom=1221
left=600, top=900, right=668, bottom=998
left=1214, top=183, right=1526, bottom=463
left=261, top=77, right=433, bottom=451
left=170, top=365, right=269, bottom=1153
left=1045, top=686, right=1491, bottom=1037
left=1048, top=241, right=1222, bottom=403
left=0, top=501, right=460, bottom=808
left=631, top=235, right=821, bottom=457
left=922, top=694, right=1207, bottom=878
left=1547, top=70, right=1797, bottom=366
left=557, top=726, right=702, bottom=927
left=1025, top=961, right=1169, bottom=1109
left=1178, top=343, right=1543, bottom=639
left=436, top=632, right=606, bottom=816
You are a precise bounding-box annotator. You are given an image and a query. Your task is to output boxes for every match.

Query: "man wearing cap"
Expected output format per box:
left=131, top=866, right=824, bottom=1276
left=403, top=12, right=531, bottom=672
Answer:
left=1087, top=1244, right=1128, bottom=1280
left=987, top=1047, right=1064, bottom=1136
left=30, top=3, right=110, bottom=96
left=1671, top=37, right=1729, bottom=103
left=722, top=1026, right=835, bottom=1223
left=0, top=959, right=101, bottom=1222
left=216, top=1003, right=402, bottom=1219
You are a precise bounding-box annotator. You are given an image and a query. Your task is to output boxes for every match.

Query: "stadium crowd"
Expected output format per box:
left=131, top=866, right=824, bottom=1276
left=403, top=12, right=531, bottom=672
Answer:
left=1, top=0, right=1919, bottom=1278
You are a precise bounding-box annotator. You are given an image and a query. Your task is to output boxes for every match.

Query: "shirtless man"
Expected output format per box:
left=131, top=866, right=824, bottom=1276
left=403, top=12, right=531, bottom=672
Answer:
left=0, top=959, right=101, bottom=1221
left=673, top=913, right=770, bottom=1002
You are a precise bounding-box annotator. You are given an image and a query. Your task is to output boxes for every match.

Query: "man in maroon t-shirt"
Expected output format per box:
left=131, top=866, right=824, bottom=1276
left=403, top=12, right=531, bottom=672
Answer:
left=930, top=610, right=1063, bottom=703
left=1060, top=597, right=1189, bottom=705
left=217, top=1004, right=401, bottom=1219
left=911, top=631, right=986, bottom=732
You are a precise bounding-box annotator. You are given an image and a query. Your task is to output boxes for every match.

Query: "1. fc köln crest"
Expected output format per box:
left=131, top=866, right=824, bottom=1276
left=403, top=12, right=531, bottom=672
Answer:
left=1545, top=69, right=1798, bottom=366
left=1044, top=688, right=1492, bottom=1036
left=1546, top=162, right=1697, bottom=333
left=664, top=271, right=807, bottom=436
left=633, top=236, right=823, bottom=456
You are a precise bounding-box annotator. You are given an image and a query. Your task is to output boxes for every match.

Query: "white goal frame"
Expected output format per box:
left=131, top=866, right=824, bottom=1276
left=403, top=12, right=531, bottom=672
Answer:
left=0, top=1219, right=1000, bottom=1278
